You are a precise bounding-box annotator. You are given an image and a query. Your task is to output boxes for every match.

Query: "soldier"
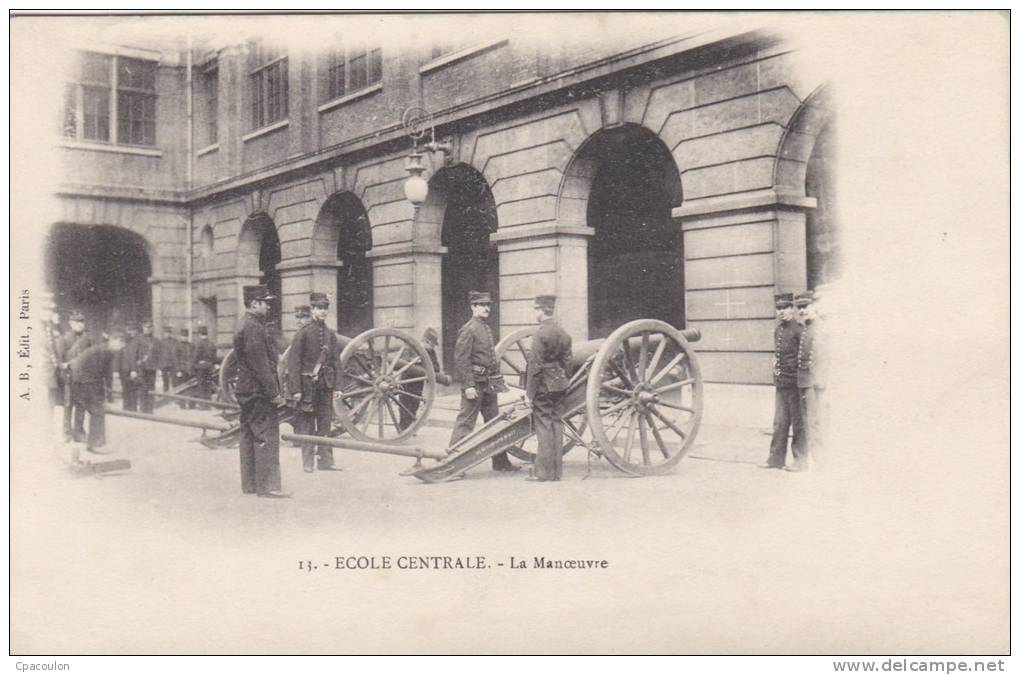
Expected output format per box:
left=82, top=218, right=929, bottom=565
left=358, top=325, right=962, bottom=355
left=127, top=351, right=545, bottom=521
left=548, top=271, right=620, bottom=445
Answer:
left=449, top=291, right=518, bottom=472
left=118, top=323, right=140, bottom=411
left=288, top=292, right=342, bottom=473
left=396, top=327, right=449, bottom=432
left=525, top=295, right=573, bottom=482
left=174, top=327, right=195, bottom=409
left=158, top=324, right=178, bottom=393
left=56, top=310, right=97, bottom=441
left=795, top=291, right=819, bottom=471
left=65, top=331, right=127, bottom=453
left=294, top=304, right=312, bottom=332
left=43, top=308, right=63, bottom=415
left=190, top=325, right=218, bottom=408
left=125, top=320, right=159, bottom=413
left=765, top=292, right=807, bottom=471
left=234, top=285, right=290, bottom=498
left=281, top=304, right=312, bottom=447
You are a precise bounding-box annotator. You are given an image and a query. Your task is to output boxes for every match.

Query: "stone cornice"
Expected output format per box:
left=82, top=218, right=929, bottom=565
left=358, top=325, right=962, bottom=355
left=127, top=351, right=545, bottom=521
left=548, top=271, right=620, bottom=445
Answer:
left=489, top=224, right=595, bottom=243
left=365, top=243, right=448, bottom=260
left=57, top=182, right=188, bottom=206
left=673, top=189, right=818, bottom=221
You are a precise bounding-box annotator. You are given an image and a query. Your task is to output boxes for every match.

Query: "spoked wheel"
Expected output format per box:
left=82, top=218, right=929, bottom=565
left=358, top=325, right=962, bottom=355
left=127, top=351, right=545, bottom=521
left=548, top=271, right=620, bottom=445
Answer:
left=585, top=320, right=703, bottom=476
left=495, top=326, right=582, bottom=463
left=217, top=349, right=240, bottom=405
left=335, top=328, right=436, bottom=443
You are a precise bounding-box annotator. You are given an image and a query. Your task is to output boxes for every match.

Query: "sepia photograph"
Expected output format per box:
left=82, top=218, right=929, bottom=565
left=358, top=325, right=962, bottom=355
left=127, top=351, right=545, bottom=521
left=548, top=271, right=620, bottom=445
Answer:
left=8, top=10, right=1010, bottom=659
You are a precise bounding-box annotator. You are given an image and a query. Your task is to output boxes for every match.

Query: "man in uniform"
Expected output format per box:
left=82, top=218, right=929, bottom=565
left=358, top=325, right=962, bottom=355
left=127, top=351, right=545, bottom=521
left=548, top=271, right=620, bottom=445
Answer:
left=65, top=331, right=127, bottom=452
left=234, top=285, right=290, bottom=498
left=765, top=292, right=806, bottom=471
left=525, top=295, right=573, bottom=482
left=158, top=324, right=178, bottom=393
left=125, top=320, right=159, bottom=413
left=794, top=291, right=819, bottom=471
left=190, top=324, right=218, bottom=408
left=449, top=291, right=518, bottom=472
left=118, top=323, right=140, bottom=411
left=57, top=310, right=97, bottom=441
left=43, top=307, right=63, bottom=416
left=288, top=292, right=342, bottom=473
left=174, top=327, right=195, bottom=408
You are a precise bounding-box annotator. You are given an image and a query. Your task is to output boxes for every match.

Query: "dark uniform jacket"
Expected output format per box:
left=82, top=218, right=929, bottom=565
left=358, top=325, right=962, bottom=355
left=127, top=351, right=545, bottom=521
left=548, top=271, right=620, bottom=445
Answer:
left=453, top=317, right=497, bottom=390
left=57, top=331, right=98, bottom=370
left=773, top=320, right=803, bottom=389
left=174, top=340, right=195, bottom=374
left=44, top=324, right=62, bottom=389
left=287, top=319, right=341, bottom=398
left=191, top=337, right=217, bottom=371
left=124, top=334, right=159, bottom=373
left=526, top=319, right=573, bottom=399
left=158, top=336, right=178, bottom=370
left=796, top=321, right=816, bottom=389
left=233, top=311, right=280, bottom=401
left=68, top=341, right=115, bottom=383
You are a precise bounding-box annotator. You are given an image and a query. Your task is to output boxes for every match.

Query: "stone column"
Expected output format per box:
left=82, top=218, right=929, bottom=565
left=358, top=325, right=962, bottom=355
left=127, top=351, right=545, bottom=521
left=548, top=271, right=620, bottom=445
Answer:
left=490, top=224, right=594, bottom=344
left=366, top=243, right=446, bottom=353
left=148, top=273, right=187, bottom=330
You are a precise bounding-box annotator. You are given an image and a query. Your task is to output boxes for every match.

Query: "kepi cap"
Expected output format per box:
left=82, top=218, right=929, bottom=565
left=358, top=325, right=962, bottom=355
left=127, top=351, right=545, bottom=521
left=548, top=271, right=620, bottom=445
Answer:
left=794, top=291, right=815, bottom=308
left=533, top=294, right=557, bottom=310
left=468, top=290, right=492, bottom=305
left=309, top=292, right=329, bottom=308
left=243, top=285, right=276, bottom=305
left=294, top=304, right=311, bottom=318
left=774, top=293, right=795, bottom=309
left=69, top=309, right=85, bottom=322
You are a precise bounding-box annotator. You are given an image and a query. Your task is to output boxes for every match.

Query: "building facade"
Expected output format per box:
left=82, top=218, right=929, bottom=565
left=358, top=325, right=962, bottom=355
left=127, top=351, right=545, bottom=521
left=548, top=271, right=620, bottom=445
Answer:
left=51, top=22, right=837, bottom=385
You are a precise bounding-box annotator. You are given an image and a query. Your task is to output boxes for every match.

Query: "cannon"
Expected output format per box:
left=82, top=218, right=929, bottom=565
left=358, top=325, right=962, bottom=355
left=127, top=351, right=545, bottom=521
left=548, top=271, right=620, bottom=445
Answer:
left=280, top=319, right=704, bottom=481
left=214, top=327, right=438, bottom=447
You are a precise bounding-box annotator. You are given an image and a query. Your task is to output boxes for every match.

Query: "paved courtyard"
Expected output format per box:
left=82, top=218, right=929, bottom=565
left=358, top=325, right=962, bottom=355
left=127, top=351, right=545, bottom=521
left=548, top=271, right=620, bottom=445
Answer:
left=10, top=391, right=1008, bottom=654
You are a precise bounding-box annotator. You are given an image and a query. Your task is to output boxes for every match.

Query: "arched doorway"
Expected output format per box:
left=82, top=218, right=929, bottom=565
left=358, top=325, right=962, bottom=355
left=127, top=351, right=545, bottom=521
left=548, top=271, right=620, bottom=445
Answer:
left=571, top=124, right=684, bottom=339
left=45, top=223, right=152, bottom=332
left=238, top=212, right=282, bottom=326
left=317, top=192, right=373, bottom=336
left=435, top=164, right=500, bottom=373
left=805, top=122, right=838, bottom=288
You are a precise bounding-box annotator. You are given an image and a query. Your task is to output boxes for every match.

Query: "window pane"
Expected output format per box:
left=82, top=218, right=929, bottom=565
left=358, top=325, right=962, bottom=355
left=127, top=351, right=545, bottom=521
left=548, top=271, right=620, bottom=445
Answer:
left=82, top=87, right=109, bottom=141
left=205, top=67, right=218, bottom=144
left=349, top=53, right=366, bottom=91
left=117, top=91, right=156, bottom=145
left=81, top=52, right=111, bottom=85
left=118, top=57, right=156, bottom=91
left=327, top=51, right=345, bottom=99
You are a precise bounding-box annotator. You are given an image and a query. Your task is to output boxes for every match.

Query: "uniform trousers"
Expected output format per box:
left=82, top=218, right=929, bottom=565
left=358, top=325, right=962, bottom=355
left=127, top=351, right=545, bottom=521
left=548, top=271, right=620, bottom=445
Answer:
left=71, top=381, right=106, bottom=447
left=297, top=389, right=336, bottom=470
left=120, top=371, right=138, bottom=411
left=193, top=365, right=215, bottom=408
left=238, top=396, right=282, bottom=495
left=768, top=385, right=806, bottom=467
left=161, top=369, right=173, bottom=392
left=396, top=380, right=425, bottom=431
left=449, top=386, right=512, bottom=468
left=800, top=385, right=827, bottom=466
left=138, top=370, right=157, bottom=413
left=175, top=371, right=195, bottom=408
left=531, top=393, right=565, bottom=480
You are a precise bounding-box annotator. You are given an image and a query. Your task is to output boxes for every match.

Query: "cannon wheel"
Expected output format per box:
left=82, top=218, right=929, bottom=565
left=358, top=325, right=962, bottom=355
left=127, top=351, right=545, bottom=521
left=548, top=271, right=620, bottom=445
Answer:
left=495, top=326, right=584, bottom=463
left=585, top=319, right=703, bottom=476
left=336, top=328, right=436, bottom=443
left=217, top=349, right=239, bottom=404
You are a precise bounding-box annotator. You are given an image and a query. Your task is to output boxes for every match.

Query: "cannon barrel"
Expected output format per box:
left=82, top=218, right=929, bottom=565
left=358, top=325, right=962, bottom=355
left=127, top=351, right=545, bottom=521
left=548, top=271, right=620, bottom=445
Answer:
left=281, top=432, right=447, bottom=460
left=152, top=391, right=239, bottom=410
left=567, top=326, right=701, bottom=371
left=105, top=408, right=233, bottom=432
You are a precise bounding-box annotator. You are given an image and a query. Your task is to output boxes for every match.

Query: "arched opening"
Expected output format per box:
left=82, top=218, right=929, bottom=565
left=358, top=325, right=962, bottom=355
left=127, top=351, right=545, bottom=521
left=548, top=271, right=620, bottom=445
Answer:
left=199, top=225, right=214, bottom=262
left=805, top=122, right=838, bottom=288
left=573, top=124, right=684, bottom=339
left=317, top=192, right=373, bottom=336
left=45, top=223, right=153, bottom=333
left=238, top=212, right=282, bottom=326
left=435, top=164, right=499, bottom=373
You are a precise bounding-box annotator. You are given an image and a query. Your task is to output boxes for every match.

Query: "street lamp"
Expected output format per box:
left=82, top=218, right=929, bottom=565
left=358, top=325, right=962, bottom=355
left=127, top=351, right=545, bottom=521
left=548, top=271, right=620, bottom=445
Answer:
left=401, top=107, right=452, bottom=213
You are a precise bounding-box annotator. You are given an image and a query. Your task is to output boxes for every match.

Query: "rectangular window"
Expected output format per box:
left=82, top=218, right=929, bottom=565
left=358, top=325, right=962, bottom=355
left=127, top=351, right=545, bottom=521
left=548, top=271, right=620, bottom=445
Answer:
left=63, top=51, right=158, bottom=147
left=323, top=45, right=382, bottom=102
left=202, top=62, right=218, bottom=145
left=250, top=43, right=288, bottom=130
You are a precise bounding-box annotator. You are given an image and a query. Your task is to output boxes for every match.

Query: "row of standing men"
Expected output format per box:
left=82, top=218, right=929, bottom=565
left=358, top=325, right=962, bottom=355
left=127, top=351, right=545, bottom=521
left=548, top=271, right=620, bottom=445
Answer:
left=45, top=311, right=219, bottom=450
left=232, top=285, right=574, bottom=498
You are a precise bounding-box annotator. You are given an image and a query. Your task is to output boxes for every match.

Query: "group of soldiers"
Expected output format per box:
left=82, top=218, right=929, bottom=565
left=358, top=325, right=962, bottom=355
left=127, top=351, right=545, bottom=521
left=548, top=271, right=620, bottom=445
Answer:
left=231, top=284, right=574, bottom=497
left=45, top=310, right=220, bottom=452
left=766, top=288, right=830, bottom=472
